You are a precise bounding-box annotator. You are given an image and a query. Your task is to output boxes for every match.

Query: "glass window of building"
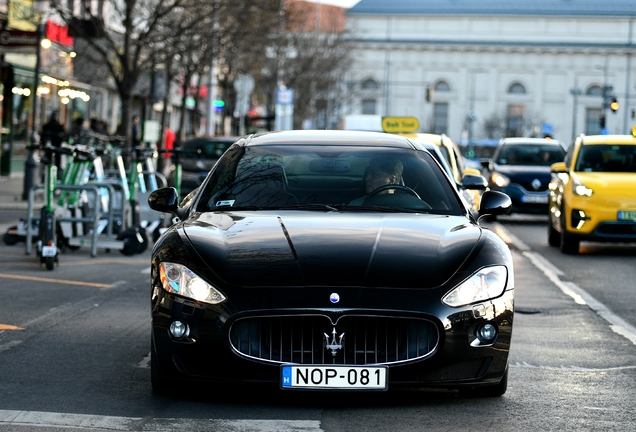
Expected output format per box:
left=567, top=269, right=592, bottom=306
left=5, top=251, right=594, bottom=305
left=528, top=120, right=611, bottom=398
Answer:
left=585, top=107, right=602, bottom=135
left=362, top=99, right=376, bottom=115
left=508, top=83, right=526, bottom=94
left=432, top=102, right=448, bottom=134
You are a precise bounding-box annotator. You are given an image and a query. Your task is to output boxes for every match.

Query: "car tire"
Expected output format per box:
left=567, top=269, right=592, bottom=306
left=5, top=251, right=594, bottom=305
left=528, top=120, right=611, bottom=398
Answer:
left=559, top=215, right=579, bottom=254
left=547, top=216, right=560, bottom=247
left=150, top=335, right=177, bottom=394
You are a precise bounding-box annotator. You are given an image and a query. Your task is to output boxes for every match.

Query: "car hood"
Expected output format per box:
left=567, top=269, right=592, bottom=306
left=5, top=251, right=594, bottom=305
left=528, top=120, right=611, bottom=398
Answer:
left=182, top=212, right=481, bottom=288
left=493, top=164, right=552, bottom=179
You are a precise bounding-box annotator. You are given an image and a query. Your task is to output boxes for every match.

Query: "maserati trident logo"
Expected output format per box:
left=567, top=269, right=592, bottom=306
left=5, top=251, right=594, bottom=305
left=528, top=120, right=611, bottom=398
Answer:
left=324, top=327, right=345, bottom=356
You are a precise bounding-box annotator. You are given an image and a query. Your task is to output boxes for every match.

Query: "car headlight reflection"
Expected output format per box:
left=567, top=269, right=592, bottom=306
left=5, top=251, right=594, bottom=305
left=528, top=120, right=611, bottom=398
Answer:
left=491, top=173, right=510, bottom=188
left=442, top=266, right=508, bottom=307
left=159, top=262, right=226, bottom=304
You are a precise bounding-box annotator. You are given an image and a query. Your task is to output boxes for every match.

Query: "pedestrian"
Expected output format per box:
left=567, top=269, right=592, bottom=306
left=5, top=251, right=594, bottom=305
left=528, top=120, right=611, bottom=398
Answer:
left=131, top=115, right=141, bottom=148
left=71, top=117, right=90, bottom=145
left=40, top=111, right=66, bottom=172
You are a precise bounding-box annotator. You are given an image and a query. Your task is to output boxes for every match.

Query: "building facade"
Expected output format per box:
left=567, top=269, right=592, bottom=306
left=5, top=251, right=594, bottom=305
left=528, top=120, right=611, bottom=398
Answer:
left=343, top=0, right=636, bottom=145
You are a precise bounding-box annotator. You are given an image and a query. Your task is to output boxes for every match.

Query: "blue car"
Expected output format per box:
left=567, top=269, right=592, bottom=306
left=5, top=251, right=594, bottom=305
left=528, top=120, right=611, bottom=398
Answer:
left=482, top=137, right=566, bottom=215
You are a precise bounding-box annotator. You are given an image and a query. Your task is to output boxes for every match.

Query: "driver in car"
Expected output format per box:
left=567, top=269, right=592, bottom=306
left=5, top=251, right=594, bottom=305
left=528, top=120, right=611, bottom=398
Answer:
left=349, top=156, right=404, bottom=205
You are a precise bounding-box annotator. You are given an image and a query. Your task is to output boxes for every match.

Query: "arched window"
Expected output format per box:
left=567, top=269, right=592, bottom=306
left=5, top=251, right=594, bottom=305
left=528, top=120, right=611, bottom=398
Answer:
left=434, top=80, right=451, bottom=92
left=586, top=85, right=603, bottom=96
left=361, top=79, right=379, bottom=90
left=508, top=82, right=526, bottom=94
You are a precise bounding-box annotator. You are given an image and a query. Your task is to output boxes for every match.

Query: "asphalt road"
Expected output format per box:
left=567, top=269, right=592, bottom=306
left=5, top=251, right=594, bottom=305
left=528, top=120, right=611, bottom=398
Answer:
left=0, top=215, right=635, bottom=431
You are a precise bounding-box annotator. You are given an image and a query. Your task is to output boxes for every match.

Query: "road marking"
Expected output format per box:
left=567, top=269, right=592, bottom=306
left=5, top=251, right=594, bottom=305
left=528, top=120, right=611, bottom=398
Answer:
left=511, top=362, right=636, bottom=372
left=0, top=273, right=112, bottom=289
left=0, top=324, right=24, bottom=330
left=137, top=352, right=150, bottom=368
left=495, top=223, right=636, bottom=346
left=0, top=341, right=22, bottom=353
left=0, top=410, right=323, bottom=431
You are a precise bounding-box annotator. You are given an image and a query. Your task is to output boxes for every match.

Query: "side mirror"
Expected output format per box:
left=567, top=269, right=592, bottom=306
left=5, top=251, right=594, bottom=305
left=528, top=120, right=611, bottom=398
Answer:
left=550, top=161, right=567, bottom=173
left=148, top=187, right=180, bottom=213
left=461, top=174, right=488, bottom=190
left=478, top=190, right=512, bottom=218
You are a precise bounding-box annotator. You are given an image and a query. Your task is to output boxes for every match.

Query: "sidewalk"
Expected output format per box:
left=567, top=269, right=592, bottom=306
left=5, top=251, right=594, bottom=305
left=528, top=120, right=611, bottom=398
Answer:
left=0, top=158, right=43, bottom=211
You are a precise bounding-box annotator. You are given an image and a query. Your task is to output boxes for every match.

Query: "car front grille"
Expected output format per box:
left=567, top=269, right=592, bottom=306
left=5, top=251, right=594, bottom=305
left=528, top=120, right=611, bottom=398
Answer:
left=596, top=221, right=636, bottom=237
left=228, top=314, right=439, bottom=366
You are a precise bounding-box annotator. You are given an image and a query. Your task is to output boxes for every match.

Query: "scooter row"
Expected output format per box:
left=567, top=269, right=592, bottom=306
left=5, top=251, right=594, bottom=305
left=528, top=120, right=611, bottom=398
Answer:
left=4, top=137, right=168, bottom=270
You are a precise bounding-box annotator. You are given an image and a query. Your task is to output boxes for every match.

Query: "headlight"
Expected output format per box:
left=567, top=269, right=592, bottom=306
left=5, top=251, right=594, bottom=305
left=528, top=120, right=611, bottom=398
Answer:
left=572, top=178, right=593, bottom=197
left=490, top=173, right=510, bottom=188
left=442, top=266, right=508, bottom=307
left=159, top=262, right=226, bottom=304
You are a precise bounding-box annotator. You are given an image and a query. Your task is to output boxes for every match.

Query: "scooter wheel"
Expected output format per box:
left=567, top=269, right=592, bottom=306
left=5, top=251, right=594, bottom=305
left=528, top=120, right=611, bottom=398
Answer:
left=119, top=227, right=148, bottom=256
left=3, top=228, right=20, bottom=245
left=45, top=256, right=55, bottom=270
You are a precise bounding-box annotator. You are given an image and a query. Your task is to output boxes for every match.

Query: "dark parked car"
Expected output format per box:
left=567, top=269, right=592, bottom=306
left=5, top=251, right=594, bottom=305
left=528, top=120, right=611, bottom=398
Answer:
left=173, top=136, right=240, bottom=196
left=482, top=137, right=566, bottom=215
left=148, top=130, right=514, bottom=396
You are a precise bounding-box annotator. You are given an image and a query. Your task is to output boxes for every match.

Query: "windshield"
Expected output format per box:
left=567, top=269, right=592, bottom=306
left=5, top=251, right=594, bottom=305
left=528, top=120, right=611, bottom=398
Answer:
left=575, top=144, right=636, bottom=173
left=496, top=144, right=565, bottom=166
left=195, top=144, right=464, bottom=215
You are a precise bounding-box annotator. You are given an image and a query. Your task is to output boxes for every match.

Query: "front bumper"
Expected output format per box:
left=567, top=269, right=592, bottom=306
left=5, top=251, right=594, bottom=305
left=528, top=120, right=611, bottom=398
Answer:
left=151, top=287, right=514, bottom=389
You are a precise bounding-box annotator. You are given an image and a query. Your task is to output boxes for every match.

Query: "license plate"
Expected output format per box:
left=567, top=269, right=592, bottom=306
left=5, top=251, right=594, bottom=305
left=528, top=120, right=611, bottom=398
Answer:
left=41, top=245, right=57, bottom=257
left=521, top=194, right=548, bottom=204
left=281, top=365, right=388, bottom=390
left=618, top=210, right=636, bottom=221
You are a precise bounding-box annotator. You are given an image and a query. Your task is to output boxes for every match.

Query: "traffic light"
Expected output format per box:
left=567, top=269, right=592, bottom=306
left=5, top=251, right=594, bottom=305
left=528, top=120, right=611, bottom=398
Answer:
left=425, top=85, right=434, bottom=103
left=599, top=114, right=606, bottom=129
left=212, top=100, right=225, bottom=111
left=610, top=97, right=619, bottom=113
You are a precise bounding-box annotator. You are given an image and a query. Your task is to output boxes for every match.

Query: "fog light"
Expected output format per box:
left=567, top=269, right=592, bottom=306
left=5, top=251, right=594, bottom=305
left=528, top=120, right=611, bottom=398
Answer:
left=169, top=320, right=190, bottom=339
left=477, top=323, right=497, bottom=343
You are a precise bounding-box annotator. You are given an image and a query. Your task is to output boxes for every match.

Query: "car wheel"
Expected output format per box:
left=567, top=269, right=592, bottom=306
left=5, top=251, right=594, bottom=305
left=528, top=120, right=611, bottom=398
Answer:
left=547, top=216, right=560, bottom=247
left=150, top=335, right=177, bottom=394
left=559, top=215, right=579, bottom=254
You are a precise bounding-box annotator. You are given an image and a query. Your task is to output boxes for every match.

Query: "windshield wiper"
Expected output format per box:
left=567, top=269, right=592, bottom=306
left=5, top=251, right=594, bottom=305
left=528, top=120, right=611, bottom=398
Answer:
left=279, top=203, right=346, bottom=212
left=350, top=205, right=426, bottom=213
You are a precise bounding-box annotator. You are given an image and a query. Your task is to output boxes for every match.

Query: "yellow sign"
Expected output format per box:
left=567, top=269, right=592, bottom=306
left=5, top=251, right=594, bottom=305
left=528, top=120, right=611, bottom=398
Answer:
left=381, top=117, right=420, bottom=133
left=8, top=0, right=38, bottom=32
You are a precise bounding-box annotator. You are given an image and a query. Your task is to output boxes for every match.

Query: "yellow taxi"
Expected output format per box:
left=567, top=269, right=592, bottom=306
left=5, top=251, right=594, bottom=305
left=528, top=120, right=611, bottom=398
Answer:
left=548, top=130, right=636, bottom=254
left=404, top=133, right=484, bottom=209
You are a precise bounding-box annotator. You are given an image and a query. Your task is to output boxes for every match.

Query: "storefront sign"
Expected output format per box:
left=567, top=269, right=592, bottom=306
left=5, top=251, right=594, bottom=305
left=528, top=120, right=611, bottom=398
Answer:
left=0, top=29, right=37, bottom=53
left=8, top=0, right=38, bottom=32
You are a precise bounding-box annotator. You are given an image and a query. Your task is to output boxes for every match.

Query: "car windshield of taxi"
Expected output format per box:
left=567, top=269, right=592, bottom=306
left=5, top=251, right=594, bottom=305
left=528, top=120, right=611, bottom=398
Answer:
left=548, top=132, right=636, bottom=254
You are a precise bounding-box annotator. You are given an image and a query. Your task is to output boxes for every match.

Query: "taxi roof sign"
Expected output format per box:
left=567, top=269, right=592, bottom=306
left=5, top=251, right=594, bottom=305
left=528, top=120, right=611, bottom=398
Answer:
left=382, top=117, right=420, bottom=133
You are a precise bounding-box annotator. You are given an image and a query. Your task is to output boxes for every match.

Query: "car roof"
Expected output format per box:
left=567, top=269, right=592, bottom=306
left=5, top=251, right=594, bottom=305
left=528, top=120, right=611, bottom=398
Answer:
left=499, top=137, right=564, bottom=146
left=244, top=130, right=417, bottom=149
left=579, top=134, right=636, bottom=145
left=185, top=136, right=241, bottom=144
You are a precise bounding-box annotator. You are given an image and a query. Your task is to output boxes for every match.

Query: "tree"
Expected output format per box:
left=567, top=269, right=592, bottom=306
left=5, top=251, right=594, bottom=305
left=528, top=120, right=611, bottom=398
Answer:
left=51, top=0, right=213, bottom=152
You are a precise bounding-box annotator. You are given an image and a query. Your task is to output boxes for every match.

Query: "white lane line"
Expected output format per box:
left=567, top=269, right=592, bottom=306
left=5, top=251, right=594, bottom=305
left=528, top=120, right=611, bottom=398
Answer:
left=0, top=410, right=323, bottom=431
left=0, top=340, right=22, bottom=353
left=137, top=352, right=151, bottom=368
left=495, top=223, right=636, bottom=346
left=0, top=410, right=141, bottom=430
left=510, top=362, right=636, bottom=372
